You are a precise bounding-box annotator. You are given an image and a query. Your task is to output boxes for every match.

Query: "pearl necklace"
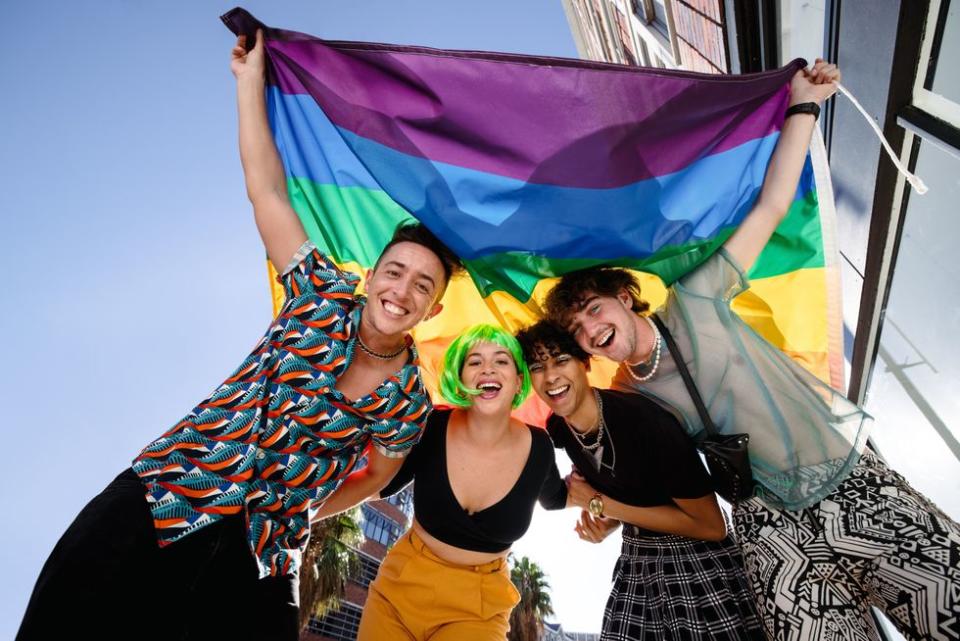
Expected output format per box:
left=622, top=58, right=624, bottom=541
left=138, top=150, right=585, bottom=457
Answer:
left=567, top=389, right=606, bottom=452
left=626, top=316, right=662, bottom=382
left=356, top=333, right=408, bottom=360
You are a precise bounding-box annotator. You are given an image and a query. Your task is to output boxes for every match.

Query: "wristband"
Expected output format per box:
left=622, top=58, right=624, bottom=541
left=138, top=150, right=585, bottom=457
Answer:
left=785, top=102, right=821, bottom=121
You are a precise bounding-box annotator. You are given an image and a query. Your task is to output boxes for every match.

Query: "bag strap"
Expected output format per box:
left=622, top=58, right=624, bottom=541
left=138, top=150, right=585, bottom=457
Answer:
left=649, top=314, right=720, bottom=438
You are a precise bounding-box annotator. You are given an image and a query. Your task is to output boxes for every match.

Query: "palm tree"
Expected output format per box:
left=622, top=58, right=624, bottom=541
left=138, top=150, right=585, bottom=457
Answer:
left=298, top=506, right=364, bottom=631
left=508, top=555, right=555, bottom=641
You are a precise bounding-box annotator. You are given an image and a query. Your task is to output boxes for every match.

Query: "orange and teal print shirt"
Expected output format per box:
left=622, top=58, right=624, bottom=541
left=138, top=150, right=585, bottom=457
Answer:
left=132, top=241, right=430, bottom=578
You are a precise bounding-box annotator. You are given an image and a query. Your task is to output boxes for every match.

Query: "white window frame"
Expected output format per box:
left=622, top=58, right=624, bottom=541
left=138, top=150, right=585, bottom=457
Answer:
left=912, top=0, right=960, bottom=129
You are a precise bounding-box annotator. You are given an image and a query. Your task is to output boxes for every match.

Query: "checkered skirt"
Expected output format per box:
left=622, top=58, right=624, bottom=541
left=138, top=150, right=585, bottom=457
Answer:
left=601, top=525, right=766, bottom=640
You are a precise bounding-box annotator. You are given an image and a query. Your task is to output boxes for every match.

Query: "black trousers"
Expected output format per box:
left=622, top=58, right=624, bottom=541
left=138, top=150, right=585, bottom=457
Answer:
left=17, top=469, right=299, bottom=641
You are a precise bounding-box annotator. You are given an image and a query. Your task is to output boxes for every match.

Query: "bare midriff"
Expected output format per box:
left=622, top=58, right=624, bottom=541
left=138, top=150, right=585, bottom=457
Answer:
left=411, top=518, right=509, bottom=566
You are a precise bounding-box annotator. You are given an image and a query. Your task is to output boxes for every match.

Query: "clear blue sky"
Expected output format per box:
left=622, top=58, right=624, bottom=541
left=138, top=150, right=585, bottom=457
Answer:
left=0, top=2, right=592, bottom=636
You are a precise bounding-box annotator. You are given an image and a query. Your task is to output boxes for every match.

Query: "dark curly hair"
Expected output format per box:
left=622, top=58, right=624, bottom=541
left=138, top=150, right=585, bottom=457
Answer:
left=544, top=267, right=649, bottom=326
left=376, top=221, right=465, bottom=287
left=515, top=319, right=590, bottom=365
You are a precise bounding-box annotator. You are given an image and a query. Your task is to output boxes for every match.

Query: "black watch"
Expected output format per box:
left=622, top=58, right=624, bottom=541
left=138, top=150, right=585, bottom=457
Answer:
left=785, top=102, right=821, bottom=121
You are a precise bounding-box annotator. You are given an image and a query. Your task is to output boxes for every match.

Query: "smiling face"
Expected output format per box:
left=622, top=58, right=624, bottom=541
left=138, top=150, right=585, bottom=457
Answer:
left=364, top=241, right=447, bottom=338
left=566, top=289, right=642, bottom=363
left=460, top=341, right=522, bottom=416
left=528, top=346, right=592, bottom=419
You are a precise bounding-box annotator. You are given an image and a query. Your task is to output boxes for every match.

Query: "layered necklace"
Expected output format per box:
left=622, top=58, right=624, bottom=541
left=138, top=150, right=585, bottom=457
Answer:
left=626, top=315, right=662, bottom=383
left=566, top=388, right=607, bottom=452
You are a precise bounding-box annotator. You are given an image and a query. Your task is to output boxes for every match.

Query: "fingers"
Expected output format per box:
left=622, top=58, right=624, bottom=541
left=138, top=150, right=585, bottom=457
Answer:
left=575, top=511, right=602, bottom=543
left=252, top=28, right=265, bottom=53
left=807, top=59, right=840, bottom=85
left=232, top=35, right=247, bottom=60
left=582, top=515, right=604, bottom=539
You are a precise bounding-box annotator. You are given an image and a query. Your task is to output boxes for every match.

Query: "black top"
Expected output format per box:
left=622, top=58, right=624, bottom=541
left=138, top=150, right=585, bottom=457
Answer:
left=546, top=389, right=712, bottom=536
left=380, top=409, right=568, bottom=553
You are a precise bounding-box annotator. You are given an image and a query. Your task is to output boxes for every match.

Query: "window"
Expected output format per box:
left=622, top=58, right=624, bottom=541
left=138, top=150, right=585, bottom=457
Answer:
left=361, top=504, right=403, bottom=546
left=354, top=550, right=381, bottom=587
left=632, top=0, right=669, bottom=37
left=384, top=486, right=414, bottom=520
left=846, top=0, right=960, bottom=523
left=916, top=0, right=960, bottom=122
left=864, top=137, right=960, bottom=520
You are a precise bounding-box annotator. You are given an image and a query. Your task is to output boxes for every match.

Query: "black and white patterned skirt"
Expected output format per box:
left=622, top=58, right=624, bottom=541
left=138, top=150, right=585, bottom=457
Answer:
left=601, top=525, right=766, bottom=641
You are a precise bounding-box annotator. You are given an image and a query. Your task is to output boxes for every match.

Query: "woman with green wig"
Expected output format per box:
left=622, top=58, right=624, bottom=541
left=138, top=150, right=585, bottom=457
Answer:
left=331, top=323, right=569, bottom=640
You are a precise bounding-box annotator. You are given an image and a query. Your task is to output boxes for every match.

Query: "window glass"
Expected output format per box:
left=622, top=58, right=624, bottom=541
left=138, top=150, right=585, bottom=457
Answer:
left=929, top=3, right=960, bottom=104
left=864, top=138, right=960, bottom=520
left=649, top=0, right=669, bottom=37
left=361, top=505, right=403, bottom=546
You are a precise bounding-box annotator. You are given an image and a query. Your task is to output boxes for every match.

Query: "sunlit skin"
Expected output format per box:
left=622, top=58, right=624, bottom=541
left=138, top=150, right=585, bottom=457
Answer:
left=528, top=349, right=595, bottom=427
left=335, top=243, right=448, bottom=405
left=566, top=290, right=657, bottom=365
left=458, top=341, right=523, bottom=417
left=413, top=341, right=542, bottom=566
left=361, top=241, right=446, bottom=354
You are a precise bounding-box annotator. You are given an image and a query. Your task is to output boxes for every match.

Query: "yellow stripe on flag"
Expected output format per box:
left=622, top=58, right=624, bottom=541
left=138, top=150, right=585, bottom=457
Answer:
left=268, top=259, right=836, bottom=423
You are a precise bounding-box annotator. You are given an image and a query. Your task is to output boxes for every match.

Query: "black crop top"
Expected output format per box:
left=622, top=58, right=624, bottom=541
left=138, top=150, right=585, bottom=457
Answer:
left=380, top=409, right=568, bottom=553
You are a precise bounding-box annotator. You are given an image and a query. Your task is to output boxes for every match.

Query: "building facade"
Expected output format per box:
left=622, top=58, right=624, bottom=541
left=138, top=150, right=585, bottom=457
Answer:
left=561, top=0, right=737, bottom=73
left=302, top=487, right=414, bottom=641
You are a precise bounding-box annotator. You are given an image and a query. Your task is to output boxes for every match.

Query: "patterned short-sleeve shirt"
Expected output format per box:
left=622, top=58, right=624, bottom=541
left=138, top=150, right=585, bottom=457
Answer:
left=132, top=242, right=431, bottom=578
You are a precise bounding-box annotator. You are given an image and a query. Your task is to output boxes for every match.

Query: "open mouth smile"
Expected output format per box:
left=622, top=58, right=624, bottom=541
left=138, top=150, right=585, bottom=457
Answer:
left=546, top=384, right=570, bottom=399
left=477, top=381, right=503, bottom=399
left=381, top=300, right=409, bottom=317
left=595, top=328, right=615, bottom=349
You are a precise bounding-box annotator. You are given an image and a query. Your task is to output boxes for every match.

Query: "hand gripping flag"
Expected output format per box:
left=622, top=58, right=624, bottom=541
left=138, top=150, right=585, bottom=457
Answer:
left=223, top=8, right=844, bottom=425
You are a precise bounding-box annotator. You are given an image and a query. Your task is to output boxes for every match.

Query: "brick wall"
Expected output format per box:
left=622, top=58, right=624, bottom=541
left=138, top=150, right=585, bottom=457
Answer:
left=671, top=0, right=728, bottom=73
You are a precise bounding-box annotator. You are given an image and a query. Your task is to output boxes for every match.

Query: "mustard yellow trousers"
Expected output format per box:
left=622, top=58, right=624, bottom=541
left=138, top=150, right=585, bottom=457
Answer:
left=357, top=530, right=520, bottom=641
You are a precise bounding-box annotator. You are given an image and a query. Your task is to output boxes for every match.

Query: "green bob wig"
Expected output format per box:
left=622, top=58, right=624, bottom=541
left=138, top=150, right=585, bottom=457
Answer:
left=439, top=324, right=532, bottom=409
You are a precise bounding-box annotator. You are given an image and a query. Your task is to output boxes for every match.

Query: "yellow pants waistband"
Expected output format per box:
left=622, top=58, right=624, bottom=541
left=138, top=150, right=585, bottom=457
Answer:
left=406, top=529, right=508, bottom=574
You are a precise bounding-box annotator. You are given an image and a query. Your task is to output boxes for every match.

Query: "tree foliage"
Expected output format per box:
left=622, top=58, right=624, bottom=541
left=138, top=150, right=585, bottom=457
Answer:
left=508, top=555, right=554, bottom=641
left=298, top=507, right=364, bottom=631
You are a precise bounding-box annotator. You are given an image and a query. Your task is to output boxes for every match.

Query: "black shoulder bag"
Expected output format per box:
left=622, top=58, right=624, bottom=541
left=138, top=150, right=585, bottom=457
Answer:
left=650, top=315, right=755, bottom=503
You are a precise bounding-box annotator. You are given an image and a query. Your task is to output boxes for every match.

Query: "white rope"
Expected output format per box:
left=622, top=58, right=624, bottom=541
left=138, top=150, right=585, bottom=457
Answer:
left=835, top=83, right=928, bottom=195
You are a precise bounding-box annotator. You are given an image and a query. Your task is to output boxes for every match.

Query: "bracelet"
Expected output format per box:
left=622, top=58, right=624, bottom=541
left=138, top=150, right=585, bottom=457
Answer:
left=785, top=102, right=821, bottom=121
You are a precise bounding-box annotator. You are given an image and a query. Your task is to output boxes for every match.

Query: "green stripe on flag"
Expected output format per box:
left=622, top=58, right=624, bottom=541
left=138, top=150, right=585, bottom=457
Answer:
left=288, top=176, right=824, bottom=302
left=288, top=177, right=413, bottom=268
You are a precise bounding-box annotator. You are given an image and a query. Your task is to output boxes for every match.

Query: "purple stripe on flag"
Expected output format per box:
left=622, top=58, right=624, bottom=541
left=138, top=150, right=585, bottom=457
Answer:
left=263, top=38, right=799, bottom=188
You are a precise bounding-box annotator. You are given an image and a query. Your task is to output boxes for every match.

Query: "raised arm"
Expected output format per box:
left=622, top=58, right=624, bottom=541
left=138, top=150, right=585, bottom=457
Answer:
left=724, top=60, right=840, bottom=272
left=231, top=30, right=308, bottom=272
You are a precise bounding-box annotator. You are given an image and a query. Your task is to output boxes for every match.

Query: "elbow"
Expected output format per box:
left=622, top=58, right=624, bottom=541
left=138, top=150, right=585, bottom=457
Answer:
left=368, top=457, right=405, bottom=494
left=247, top=186, right=284, bottom=210
left=703, top=524, right=727, bottom=542
left=755, top=199, right=790, bottom=225
left=701, top=515, right=728, bottom=542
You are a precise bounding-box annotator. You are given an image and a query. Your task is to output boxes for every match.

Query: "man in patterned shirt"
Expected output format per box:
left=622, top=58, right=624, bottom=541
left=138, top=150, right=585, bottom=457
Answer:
left=17, top=30, right=462, bottom=641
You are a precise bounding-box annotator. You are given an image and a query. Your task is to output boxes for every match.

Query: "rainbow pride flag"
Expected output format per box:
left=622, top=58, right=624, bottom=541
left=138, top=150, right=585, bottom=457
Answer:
left=222, top=8, right=844, bottom=424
